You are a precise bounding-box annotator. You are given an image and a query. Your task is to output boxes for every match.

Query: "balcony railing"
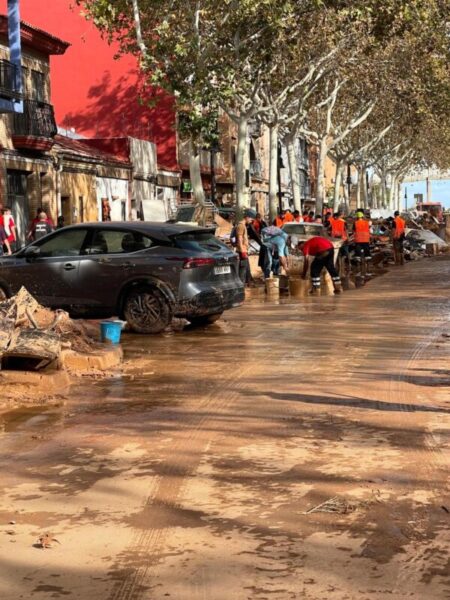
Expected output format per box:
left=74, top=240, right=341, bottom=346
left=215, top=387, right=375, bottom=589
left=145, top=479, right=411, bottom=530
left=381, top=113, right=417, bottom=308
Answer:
left=13, top=99, right=57, bottom=138
left=0, top=59, right=21, bottom=99
left=250, top=159, right=263, bottom=178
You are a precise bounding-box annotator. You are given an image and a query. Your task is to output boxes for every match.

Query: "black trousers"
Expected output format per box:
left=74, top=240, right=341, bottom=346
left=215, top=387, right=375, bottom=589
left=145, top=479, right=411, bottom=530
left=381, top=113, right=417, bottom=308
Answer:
left=355, top=242, right=371, bottom=258
left=310, top=249, right=340, bottom=288
left=239, top=257, right=252, bottom=285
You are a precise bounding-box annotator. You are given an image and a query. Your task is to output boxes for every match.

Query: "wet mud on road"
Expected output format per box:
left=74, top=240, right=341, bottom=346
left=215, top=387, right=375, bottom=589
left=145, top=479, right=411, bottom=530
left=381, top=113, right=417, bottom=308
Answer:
left=0, top=256, right=449, bottom=599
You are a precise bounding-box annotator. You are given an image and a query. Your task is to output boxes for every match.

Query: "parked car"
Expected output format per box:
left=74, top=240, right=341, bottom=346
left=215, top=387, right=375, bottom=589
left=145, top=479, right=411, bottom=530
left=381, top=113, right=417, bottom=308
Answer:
left=282, top=222, right=326, bottom=242
left=282, top=221, right=343, bottom=249
left=0, top=222, right=244, bottom=333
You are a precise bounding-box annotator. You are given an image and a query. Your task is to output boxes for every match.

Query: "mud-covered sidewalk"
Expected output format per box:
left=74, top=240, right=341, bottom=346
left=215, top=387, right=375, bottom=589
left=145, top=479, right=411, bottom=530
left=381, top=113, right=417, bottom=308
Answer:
left=0, top=257, right=449, bottom=600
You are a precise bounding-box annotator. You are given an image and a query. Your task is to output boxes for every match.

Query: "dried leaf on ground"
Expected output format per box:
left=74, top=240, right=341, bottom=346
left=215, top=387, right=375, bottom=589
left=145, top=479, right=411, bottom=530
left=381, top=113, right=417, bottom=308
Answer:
left=36, top=533, right=61, bottom=549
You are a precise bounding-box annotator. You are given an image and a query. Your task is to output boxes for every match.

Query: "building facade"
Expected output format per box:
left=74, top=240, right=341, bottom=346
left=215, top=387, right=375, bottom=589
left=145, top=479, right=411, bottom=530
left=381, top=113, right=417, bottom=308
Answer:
left=0, top=13, right=69, bottom=244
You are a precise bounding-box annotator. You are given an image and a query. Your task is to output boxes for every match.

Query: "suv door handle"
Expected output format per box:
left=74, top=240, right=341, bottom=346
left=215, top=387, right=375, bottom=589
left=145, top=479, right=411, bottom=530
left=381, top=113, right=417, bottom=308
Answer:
left=98, top=258, right=111, bottom=264
left=64, top=263, right=76, bottom=271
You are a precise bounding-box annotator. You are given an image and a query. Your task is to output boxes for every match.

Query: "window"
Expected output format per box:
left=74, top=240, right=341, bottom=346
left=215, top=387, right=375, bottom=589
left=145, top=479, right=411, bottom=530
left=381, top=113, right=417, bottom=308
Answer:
left=31, top=70, right=45, bottom=102
left=174, top=232, right=228, bottom=253
left=86, top=229, right=154, bottom=255
left=36, top=229, right=88, bottom=258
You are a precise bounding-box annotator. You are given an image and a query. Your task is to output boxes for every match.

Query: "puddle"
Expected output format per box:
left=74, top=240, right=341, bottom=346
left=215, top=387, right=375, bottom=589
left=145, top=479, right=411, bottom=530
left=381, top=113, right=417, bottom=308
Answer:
left=0, top=406, right=63, bottom=434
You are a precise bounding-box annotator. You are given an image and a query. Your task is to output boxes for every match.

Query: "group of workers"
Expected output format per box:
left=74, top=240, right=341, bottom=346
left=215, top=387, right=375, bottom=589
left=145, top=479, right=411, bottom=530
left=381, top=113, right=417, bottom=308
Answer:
left=273, top=209, right=322, bottom=227
left=234, top=207, right=407, bottom=295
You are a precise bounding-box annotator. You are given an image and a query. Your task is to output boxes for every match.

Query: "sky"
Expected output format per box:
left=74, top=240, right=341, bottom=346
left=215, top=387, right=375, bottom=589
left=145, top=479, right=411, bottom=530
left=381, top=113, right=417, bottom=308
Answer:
left=401, top=179, right=450, bottom=210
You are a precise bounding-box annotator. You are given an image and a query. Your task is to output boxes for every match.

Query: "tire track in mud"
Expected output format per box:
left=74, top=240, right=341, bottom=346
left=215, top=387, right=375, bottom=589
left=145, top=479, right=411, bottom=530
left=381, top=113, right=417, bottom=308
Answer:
left=387, top=317, right=450, bottom=595
left=108, top=361, right=256, bottom=600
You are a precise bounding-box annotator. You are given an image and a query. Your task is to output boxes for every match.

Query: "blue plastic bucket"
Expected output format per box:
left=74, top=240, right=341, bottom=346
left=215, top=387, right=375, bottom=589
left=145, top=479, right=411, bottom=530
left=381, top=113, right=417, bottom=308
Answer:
left=100, top=320, right=122, bottom=344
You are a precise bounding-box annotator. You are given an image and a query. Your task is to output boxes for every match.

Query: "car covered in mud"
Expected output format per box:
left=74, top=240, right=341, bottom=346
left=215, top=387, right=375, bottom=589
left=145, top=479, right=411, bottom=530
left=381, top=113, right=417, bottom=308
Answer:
left=282, top=222, right=343, bottom=256
left=0, top=222, right=244, bottom=334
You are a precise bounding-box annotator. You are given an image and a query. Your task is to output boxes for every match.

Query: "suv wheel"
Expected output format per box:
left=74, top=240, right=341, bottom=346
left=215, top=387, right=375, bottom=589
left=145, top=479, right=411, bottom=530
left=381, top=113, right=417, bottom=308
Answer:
left=124, top=286, right=172, bottom=334
left=188, top=313, right=223, bottom=327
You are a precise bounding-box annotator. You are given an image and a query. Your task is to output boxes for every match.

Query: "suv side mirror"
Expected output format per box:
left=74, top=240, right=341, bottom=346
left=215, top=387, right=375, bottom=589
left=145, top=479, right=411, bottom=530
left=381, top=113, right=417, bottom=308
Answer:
left=23, top=246, right=41, bottom=260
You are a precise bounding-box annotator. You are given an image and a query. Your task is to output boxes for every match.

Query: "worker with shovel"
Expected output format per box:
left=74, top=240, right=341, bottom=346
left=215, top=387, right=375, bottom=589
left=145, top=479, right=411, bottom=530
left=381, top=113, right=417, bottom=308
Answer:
left=299, top=237, right=342, bottom=296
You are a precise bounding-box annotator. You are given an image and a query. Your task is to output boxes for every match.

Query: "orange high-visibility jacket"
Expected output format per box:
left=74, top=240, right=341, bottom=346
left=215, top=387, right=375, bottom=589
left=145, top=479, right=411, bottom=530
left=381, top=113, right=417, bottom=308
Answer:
left=354, top=219, right=370, bottom=243
left=393, top=216, right=406, bottom=239
left=283, top=212, right=294, bottom=223
left=274, top=217, right=284, bottom=228
left=331, top=218, right=348, bottom=240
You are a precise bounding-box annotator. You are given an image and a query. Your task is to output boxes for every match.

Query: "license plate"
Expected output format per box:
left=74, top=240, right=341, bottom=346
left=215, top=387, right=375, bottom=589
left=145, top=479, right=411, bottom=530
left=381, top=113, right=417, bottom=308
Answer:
left=214, top=265, right=231, bottom=275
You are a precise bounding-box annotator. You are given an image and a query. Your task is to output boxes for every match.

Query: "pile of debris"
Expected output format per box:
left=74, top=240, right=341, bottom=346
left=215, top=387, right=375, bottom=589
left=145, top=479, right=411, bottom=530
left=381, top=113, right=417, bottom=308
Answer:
left=404, top=211, right=449, bottom=257
left=0, top=287, right=98, bottom=372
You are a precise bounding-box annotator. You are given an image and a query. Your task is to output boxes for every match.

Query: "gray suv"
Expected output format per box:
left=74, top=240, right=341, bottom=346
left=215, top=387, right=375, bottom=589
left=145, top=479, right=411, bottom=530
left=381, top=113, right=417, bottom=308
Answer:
left=0, top=222, right=244, bottom=333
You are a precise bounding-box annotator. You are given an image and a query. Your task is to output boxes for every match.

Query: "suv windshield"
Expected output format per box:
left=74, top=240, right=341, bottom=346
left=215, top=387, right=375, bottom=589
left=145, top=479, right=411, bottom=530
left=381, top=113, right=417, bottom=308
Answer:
left=174, top=232, right=228, bottom=253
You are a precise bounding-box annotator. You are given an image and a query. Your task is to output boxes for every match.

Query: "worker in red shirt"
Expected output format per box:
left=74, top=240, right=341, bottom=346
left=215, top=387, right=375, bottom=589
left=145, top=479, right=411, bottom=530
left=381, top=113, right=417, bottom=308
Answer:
left=392, top=210, right=406, bottom=265
left=299, top=236, right=342, bottom=295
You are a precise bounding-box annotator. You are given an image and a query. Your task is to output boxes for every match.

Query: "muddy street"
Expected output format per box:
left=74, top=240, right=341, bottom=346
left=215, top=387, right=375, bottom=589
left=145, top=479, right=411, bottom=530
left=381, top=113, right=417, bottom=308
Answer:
left=0, top=257, right=449, bottom=600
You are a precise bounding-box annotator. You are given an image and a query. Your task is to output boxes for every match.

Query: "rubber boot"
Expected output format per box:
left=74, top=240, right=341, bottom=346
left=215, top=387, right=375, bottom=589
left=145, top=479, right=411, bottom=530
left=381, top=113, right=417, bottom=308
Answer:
left=309, top=287, right=321, bottom=297
left=333, top=282, right=343, bottom=294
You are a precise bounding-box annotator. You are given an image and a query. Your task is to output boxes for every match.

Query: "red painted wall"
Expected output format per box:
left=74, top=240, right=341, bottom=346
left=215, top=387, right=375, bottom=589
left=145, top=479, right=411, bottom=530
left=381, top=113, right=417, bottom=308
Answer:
left=0, top=0, right=178, bottom=171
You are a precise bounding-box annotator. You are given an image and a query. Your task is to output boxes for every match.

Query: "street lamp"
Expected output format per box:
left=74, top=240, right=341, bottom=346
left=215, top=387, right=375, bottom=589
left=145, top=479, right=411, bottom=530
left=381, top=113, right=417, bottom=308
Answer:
left=346, top=164, right=352, bottom=207
left=277, top=142, right=285, bottom=212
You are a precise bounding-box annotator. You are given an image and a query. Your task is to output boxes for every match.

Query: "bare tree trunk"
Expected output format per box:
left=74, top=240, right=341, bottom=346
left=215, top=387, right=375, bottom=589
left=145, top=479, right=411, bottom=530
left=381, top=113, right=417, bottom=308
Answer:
left=381, top=168, right=387, bottom=208
left=390, top=175, right=397, bottom=210
left=360, top=167, right=369, bottom=209
left=188, top=140, right=206, bottom=207
left=356, top=167, right=362, bottom=207
left=333, top=158, right=342, bottom=211
left=286, top=134, right=301, bottom=212
left=236, top=116, right=249, bottom=210
left=375, top=184, right=381, bottom=209
left=316, top=137, right=327, bottom=215
left=269, top=124, right=279, bottom=223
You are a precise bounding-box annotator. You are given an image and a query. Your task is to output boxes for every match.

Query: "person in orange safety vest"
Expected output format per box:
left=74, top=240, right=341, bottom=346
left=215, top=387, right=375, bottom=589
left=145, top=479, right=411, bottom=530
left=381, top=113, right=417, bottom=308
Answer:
left=293, top=210, right=303, bottom=223
left=392, top=210, right=406, bottom=265
left=273, top=211, right=284, bottom=228
left=330, top=212, right=348, bottom=241
left=283, top=209, right=294, bottom=223
left=353, top=211, right=371, bottom=258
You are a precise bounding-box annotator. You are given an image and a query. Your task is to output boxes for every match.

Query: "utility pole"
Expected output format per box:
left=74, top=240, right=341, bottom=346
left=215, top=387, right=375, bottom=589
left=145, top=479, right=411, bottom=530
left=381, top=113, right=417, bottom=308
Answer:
left=210, top=148, right=216, bottom=205
left=426, top=172, right=432, bottom=203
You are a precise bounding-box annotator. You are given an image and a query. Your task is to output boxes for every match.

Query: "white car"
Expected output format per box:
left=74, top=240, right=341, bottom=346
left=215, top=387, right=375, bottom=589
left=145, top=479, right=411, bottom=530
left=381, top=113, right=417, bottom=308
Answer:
left=282, top=223, right=343, bottom=258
